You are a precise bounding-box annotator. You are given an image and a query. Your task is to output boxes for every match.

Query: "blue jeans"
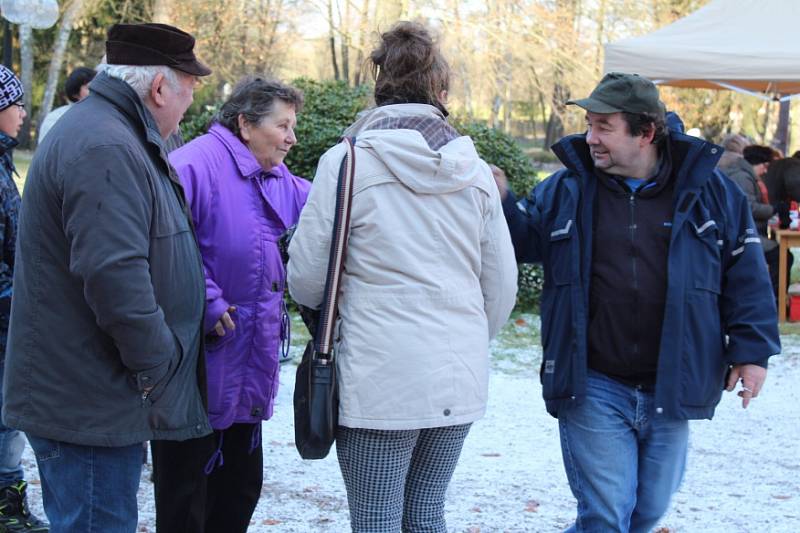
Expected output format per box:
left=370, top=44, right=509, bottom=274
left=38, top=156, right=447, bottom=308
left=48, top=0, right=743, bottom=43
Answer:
left=27, top=435, right=142, bottom=533
left=559, top=371, right=689, bottom=533
left=0, top=356, right=25, bottom=487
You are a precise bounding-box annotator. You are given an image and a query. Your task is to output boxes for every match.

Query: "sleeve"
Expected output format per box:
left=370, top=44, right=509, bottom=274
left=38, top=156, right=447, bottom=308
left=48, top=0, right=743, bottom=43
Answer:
left=719, top=180, right=781, bottom=367
left=501, top=181, right=548, bottom=264
left=287, top=145, right=345, bottom=309
left=727, top=169, right=774, bottom=222
left=62, top=146, right=178, bottom=388
left=480, top=176, right=519, bottom=339
left=0, top=189, right=13, bottom=315
left=171, top=154, right=230, bottom=333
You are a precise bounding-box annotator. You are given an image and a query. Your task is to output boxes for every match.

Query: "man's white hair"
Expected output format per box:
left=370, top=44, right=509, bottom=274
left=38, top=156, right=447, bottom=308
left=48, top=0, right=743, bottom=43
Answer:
left=96, top=61, right=181, bottom=100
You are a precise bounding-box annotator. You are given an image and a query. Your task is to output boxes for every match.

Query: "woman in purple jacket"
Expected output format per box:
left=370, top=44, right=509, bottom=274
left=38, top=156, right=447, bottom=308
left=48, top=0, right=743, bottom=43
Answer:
left=156, top=77, right=310, bottom=533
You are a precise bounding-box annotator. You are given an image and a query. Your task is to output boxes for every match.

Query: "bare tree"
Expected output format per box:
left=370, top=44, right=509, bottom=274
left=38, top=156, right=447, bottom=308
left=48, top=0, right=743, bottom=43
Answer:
left=17, top=24, right=33, bottom=146
left=36, top=0, right=87, bottom=145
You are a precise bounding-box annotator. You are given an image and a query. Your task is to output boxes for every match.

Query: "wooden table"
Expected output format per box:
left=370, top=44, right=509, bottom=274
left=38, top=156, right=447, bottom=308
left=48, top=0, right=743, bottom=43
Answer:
left=776, top=229, right=800, bottom=322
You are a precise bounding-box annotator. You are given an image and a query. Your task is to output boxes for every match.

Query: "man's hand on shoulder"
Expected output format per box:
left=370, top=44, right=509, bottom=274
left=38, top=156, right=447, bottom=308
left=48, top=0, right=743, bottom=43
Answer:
left=490, top=164, right=509, bottom=201
left=725, top=363, right=767, bottom=409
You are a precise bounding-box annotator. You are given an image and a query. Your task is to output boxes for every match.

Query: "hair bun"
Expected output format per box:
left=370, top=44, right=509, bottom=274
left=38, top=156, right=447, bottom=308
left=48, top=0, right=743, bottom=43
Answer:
left=369, top=21, right=450, bottom=112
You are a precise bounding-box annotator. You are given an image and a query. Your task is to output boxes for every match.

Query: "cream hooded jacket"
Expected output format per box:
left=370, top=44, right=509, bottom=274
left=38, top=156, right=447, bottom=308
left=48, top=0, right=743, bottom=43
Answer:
left=288, top=104, right=517, bottom=430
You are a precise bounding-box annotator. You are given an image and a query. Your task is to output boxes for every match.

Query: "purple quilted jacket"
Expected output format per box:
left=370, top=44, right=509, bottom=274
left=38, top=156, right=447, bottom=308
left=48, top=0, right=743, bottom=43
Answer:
left=170, top=123, right=310, bottom=430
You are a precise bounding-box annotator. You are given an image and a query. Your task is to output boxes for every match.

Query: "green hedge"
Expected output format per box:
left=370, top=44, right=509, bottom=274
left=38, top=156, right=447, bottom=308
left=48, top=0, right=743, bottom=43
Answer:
left=283, top=79, right=371, bottom=180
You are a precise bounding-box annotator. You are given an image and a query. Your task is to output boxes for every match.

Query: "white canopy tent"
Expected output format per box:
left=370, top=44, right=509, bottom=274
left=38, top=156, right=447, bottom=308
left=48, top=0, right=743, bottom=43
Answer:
left=604, top=0, right=800, bottom=102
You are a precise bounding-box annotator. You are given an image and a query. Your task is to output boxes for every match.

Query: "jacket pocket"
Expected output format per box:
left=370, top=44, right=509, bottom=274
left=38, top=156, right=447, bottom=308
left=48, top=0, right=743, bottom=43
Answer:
left=144, top=334, right=183, bottom=406
left=539, top=285, right=575, bottom=402
left=547, top=218, right=574, bottom=287
left=680, top=291, right=726, bottom=407
left=687, top=216, right=722, bottom=294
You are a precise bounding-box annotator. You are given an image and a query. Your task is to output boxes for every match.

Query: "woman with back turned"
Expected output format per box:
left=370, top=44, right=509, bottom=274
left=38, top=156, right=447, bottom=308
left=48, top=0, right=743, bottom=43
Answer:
left=287, top=21, right=517, bottom=533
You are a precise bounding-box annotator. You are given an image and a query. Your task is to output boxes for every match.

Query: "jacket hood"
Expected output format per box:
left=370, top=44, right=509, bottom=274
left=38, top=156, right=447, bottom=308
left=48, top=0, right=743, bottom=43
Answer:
left=346, top=104, right=486, bottom=195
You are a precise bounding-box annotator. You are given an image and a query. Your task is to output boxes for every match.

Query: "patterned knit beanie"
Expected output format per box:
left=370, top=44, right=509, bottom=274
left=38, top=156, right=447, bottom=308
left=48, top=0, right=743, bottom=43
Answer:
left=0, top=65, right=24, bottom=112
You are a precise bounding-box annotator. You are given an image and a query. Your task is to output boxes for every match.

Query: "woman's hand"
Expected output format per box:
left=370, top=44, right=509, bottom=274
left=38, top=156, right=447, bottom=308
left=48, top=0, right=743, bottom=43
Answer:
left=213, top=306, right=237, bottom=336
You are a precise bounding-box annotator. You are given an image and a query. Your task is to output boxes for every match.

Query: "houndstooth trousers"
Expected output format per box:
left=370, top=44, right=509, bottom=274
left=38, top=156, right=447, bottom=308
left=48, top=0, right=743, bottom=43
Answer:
left=336, top=423, right=472, bottom=533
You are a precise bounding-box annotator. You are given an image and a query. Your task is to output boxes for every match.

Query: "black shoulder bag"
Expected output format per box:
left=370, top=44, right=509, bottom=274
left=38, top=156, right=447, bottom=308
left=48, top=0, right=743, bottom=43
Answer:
left=293, top=137, right=355, bottom=460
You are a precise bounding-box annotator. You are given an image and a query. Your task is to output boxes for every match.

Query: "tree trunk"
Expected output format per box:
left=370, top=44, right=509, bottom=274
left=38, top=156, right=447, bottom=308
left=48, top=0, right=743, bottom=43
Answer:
left=328, top=0, right=340, bottom=81
left=2, top=20, right=11, bottom=67
left=152, top=0, right=171, bottom=23
left=352, top=0, right=370, bottom=86
left=36, top=0, right=86, bottom=146
left=17, top=24, right=33, bottom=148
left=774, top=97, right=791, bottom=156
left=340, top=0, right=351, bottom=85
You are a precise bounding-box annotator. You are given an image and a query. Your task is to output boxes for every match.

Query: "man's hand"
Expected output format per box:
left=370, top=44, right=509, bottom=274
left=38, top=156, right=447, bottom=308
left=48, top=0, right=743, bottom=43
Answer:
left=213, top=306, right=236, bottom=337
left=490, top=164, right=509, bottom=201
left=725, top=363, right=767, bottom=409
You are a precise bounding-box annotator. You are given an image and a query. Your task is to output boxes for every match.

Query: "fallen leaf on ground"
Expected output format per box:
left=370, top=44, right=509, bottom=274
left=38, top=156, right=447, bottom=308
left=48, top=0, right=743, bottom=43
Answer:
left=525, top=500, right=540, bottom=512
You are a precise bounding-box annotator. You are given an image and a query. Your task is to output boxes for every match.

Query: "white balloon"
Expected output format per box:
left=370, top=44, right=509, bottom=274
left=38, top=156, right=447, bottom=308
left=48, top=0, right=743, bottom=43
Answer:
left=1, top=0, right=60, bottom=29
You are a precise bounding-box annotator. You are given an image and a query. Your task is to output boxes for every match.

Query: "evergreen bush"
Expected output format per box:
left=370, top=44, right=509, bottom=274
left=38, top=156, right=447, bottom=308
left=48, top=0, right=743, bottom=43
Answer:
left=283, top=78, right=371, bottom=180
left=454, top=119, right=544, bottom=312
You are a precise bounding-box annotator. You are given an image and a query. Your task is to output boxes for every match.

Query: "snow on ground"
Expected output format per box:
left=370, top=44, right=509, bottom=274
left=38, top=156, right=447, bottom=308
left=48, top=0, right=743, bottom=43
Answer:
left=20, top=316, right=800, bottom=532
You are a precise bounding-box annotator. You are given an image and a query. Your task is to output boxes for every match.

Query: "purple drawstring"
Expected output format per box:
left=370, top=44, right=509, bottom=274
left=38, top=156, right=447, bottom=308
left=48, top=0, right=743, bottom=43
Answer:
left=204, top=430, right=225, bottom=474
left=249, top=424, right=262, bottom=454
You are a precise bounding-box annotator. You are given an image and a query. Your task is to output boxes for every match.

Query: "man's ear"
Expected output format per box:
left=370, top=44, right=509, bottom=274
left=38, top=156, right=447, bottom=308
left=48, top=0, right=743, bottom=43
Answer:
left=149, top=73, right=167, bottom=107
left=640, top=123, right=657, bottom=145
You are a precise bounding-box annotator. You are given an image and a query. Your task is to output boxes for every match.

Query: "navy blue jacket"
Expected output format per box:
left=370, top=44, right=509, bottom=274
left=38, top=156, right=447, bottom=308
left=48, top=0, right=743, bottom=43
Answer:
left=0, top=132, right=20, bottom=354
left=504, top=130, right=780, bottom=420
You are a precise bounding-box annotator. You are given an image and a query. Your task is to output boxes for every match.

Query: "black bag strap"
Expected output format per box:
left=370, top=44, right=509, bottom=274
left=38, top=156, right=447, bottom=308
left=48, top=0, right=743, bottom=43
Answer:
left=314, top=137, right=356, bottom=359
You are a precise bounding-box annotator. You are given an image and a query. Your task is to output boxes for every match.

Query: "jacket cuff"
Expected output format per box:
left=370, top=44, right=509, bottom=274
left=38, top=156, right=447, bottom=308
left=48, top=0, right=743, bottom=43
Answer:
left=501, top=190, right=519, bottom=219
left=205, top=296, right=231, bottom=334
left=744, top=357, right=769, bottom=369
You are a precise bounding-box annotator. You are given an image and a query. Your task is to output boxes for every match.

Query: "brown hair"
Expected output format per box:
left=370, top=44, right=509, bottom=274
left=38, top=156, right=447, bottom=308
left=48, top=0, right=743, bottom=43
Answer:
left=370, top=21, right=450, bottom=114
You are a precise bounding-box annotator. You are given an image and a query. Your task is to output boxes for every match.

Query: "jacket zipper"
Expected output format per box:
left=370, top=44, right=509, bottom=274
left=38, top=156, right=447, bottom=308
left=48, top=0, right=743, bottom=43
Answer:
left=629, top=192, right=640, bottom=361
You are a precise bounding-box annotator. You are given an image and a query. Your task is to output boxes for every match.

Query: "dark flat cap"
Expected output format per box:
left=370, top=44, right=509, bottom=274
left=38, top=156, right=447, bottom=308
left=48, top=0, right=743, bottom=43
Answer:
left=106, top=23, right=211, bottom=77
left=567, top=72, right=664, bottom=117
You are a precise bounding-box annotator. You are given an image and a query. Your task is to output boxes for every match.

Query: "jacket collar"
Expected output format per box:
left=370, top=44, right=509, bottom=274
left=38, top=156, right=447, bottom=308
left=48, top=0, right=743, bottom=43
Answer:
left=89, top=72, right=165, bottom=149
left=0, top=131, right=18, bottom=156
left=551, top=129, right=722, bottom=194
left=208, top=123, right=264, bottom=178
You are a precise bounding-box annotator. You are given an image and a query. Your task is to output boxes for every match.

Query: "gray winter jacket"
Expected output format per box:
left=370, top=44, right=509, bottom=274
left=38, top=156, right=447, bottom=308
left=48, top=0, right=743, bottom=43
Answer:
left=2, top=73, right=212, bottom=446
left=720, top=156, right=776, bottom=251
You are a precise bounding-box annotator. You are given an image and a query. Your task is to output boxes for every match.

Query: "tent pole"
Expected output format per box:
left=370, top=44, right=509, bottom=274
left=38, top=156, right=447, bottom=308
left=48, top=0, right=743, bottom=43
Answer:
left=775, top=96, right=791, bottom=155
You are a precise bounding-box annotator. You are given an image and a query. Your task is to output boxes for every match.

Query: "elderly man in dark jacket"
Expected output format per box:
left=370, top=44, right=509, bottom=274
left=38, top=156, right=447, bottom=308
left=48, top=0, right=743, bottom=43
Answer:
left=2, top=23, right=212, bottom=532
left=494, top=73, right=779, bottom=533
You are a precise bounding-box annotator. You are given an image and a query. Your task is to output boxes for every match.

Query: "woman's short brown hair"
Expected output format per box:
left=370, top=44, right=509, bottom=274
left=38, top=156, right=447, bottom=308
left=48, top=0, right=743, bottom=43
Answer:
left=370, top=21, right=450, bottom=114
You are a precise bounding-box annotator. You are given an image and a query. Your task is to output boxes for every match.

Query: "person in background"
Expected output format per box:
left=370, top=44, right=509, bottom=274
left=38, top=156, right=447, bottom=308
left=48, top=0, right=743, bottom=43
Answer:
left=37, top=66, right=96, bottom=142
left=724, top=144, right=785, bottom=300
left=764, top=150, right=800, bottom=226
left=288, top=21, right=517, bottom=533
left=494, top=72, right=779, bottom=533
left=716, top=132, right=748, bottom=169
left=3, top=23, right=213, bottom=532
left=155, top=77, right=309, bottom=533
left=0, top=64, right=48, bottom=533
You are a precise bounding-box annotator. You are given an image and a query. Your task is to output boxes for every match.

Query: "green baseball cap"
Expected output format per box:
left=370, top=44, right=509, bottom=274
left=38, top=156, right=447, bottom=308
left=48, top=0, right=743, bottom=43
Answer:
left=567, top=72, right=665, bottom=116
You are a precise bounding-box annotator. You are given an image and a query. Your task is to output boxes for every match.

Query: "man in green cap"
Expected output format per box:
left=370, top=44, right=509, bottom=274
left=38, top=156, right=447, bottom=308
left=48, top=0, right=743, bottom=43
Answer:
left=493, top=73, right=779, bottom=532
